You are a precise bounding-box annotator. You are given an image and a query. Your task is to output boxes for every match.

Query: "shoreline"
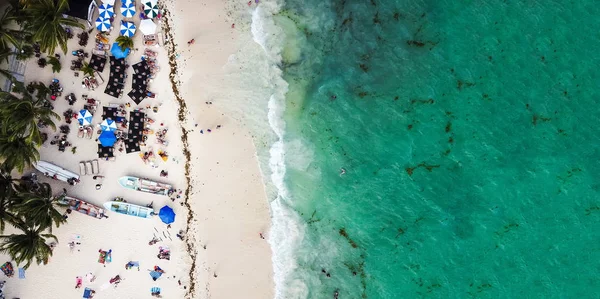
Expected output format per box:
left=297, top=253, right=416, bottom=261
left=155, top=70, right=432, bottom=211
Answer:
left=160, top=6, right=197, bottom=297
left=160, top=0, right=275, bottom=298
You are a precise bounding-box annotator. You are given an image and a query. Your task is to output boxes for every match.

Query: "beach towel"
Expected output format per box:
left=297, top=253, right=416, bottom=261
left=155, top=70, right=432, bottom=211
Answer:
left=18, top=267, right=25, bottom=279
left=1, top=262, right=14, bottom=277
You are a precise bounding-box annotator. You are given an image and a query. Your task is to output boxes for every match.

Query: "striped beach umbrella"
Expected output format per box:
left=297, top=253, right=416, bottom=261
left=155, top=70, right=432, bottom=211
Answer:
left=120, top=21, right=136, bottom=37
left=77, top=109, right=93, bottom=126
left=100, top=119, right=117, bottom=132
left=121, top=1, right=135, bottom=18
left=95, top=17, right=110, bottom=32
left=98, top=3, right=114, bottom=19
left=143, top=2, right=159, bottom=18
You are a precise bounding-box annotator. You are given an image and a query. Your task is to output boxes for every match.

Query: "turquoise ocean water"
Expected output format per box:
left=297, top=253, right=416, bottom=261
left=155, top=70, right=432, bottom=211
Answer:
left=249, top=0, right=600, bottom=298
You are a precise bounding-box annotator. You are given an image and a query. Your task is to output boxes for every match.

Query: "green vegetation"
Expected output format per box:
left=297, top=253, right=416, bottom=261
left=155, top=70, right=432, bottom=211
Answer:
left=0, top=0, right=86, bottom=269
left=115, top=35, right=134, bottom=50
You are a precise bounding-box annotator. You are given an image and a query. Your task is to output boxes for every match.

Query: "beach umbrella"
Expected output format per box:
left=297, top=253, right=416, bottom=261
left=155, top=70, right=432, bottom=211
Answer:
left=120, top=21, right=136, bottom=37
left=95, top=17, right=111, bottom=32
left=98, top=131, right=117, bottom=147
left=100, top=119, right=117, bottom=132
left=77, top=109, right=93, bottom=126
left=98, top=3, right=114, bottom=19
left=143, top=2, right=159, bottom=18
left=111, top=42, right=131, bottom=59
left=158, top=206, right=175, bottom=224
left=121, top=1, right=136, bottom=18
left=139, top=19, right=157, bottom=35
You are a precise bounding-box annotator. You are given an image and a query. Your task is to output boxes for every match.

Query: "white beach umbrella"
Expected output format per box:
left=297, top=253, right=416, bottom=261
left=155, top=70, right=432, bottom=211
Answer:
left=121, top=1, right=136, bottom=18
left=120, top=21, right=136, bottom=37
left=139, top=19, right=157, bottom=35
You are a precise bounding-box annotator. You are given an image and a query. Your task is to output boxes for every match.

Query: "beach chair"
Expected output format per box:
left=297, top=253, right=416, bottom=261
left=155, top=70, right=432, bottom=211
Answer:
left=79, top=162, right=86, bottom=175
left=85, top=162, right=93, bottom=175
left=18, top=267, right=25, bottom=279
left=92, top=160, right=99, bottom=174
left=83, top=287, right=95, bottom=298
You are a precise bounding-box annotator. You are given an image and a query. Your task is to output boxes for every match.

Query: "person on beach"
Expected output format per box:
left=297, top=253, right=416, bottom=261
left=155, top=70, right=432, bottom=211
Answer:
left=188, top=39, right=195, bottom=45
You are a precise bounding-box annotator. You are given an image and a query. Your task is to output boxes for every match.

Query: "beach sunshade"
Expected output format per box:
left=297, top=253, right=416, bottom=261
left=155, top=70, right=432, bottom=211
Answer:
left=125, top=138, right=141, bottom=153
left=95, top=17, right=111, bottom=32
left=149, top=271, right=163, bottom=280
left=77, top=109, right=93, bottom=126
left=120, top=21, right=136, bottom=37
left=143, top=2, right=159, bottom=18
left=98, top=144, right=115, bottom=158
left=139, top=19, right=157, bottom=35
left=100, top=119, right=117, bottom=132
left=111, top=42, right=131, bottom=59
left=121, top=1, right=136, bottom=18
left=98, top=131, right=117, bottom=147
left=98, top=3, right=114, bottom=19
left=158, top=206, right=175, bottom=224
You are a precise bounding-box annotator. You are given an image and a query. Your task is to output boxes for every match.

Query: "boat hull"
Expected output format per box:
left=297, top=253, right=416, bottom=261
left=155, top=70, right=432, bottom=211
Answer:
left=33, top=161, right=80, bottom=183
left=118, top=176, right=172, bottom=196
left=103, top=201, right=154, bottom=219
left=58, top=196, right=106, bottom=219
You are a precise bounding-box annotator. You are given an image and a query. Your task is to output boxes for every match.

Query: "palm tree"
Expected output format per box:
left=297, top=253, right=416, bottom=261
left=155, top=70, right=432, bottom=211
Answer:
left=80, top=62, right=94, bottom=77
left=12, top=182, right=65, bottom=231
left=0, top=91, right=60, bottom=145
left=0, top=221, right=56, bottom=269
left=0, top=7, right=21, bottom=49
left=0, top=171, right=18, bottom=233
left=23, top=0, right=84, bottom=54
left=115, top=35, right=133, bottom=50
left=0, top=134, right=40, bottom=172
left=47, top=56, right=61, bottom=73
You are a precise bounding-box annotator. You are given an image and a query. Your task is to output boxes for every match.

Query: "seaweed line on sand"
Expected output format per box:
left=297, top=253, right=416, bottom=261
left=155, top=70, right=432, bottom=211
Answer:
left=161, top=5, right=197, bottom=298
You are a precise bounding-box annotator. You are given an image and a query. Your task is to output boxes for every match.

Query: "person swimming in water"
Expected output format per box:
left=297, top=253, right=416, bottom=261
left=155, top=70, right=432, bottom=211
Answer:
left=340, top=168, right=346, bottom=176
left=334, top=290, right=339, bottom=298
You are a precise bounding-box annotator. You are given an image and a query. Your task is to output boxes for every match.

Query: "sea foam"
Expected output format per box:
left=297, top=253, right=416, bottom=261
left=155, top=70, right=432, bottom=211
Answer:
left=250, top=1, right=308, bottom=298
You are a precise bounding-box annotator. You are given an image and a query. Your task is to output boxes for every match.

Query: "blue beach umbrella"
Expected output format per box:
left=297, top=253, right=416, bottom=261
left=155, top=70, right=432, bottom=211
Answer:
left=95, top=17, right=110, bottom=32
left=158, top=206, right=175, bottom=224
left=100, top=119, right=117, bottom=132
left=121, top=2, right=136, bottom=18
left=98, top=3, right=114, bottom=19
left=77, top=109, right=93, bottom=125
left=98, top=131, right=117, bottom=147
left=111, top=42, right=131, bottom=59
left=120, top=21, right=136, bottom=37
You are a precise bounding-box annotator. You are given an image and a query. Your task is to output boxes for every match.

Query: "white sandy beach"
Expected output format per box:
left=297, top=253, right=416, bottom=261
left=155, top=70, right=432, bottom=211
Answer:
left=0, top=0, right=274, bottom=298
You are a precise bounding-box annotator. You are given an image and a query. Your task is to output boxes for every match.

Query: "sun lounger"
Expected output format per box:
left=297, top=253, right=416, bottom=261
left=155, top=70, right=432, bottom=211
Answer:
left=18, top=267, right=25, bottom=279
left=78, top=127, right=84, bottom=138
left=86, top=126, right=93, bottom=139
left=85, top=162, right=92, bottom=175
left=79, top=162, right=86, bottom=175
left=92, top=159, right=99, bottom=174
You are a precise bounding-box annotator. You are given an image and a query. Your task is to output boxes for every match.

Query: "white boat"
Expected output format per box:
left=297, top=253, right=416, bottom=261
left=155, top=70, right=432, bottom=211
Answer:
left=103, top=201, right=154, bottom=219
left=118, top=176, right=172, bottom=196
left=33, top=161, right=80, bottom=184
left=58, top=196, right=107, bottom=219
